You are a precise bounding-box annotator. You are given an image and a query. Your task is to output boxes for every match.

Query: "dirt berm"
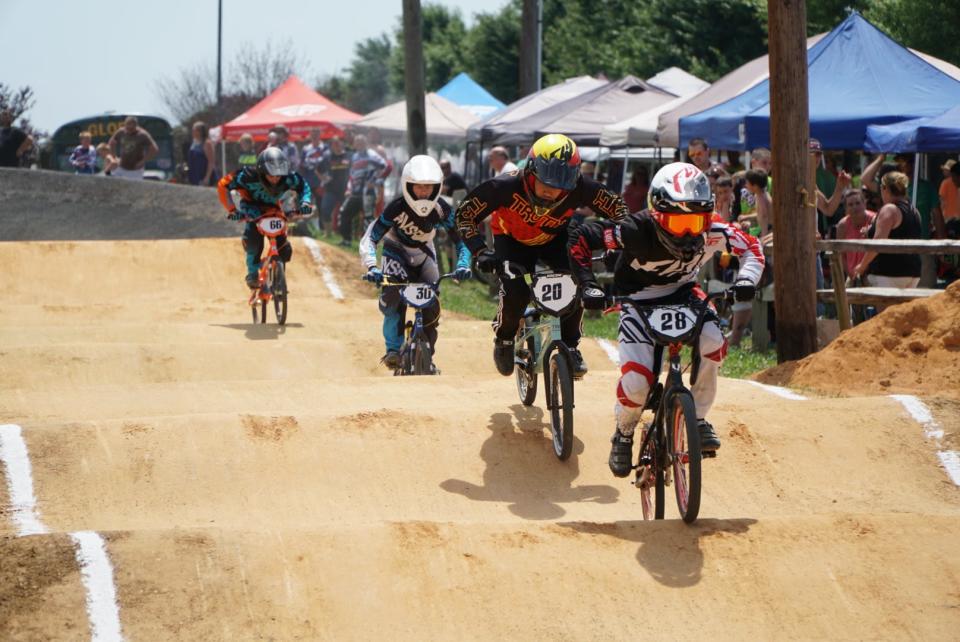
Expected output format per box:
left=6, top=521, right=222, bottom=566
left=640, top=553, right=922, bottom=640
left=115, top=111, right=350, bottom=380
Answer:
left=0, top=167, right=233, bottom=240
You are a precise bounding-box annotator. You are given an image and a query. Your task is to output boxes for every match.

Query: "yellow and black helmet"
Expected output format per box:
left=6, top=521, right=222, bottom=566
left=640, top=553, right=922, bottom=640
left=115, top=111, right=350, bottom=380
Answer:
left=525, top=133, right=582, bottom=192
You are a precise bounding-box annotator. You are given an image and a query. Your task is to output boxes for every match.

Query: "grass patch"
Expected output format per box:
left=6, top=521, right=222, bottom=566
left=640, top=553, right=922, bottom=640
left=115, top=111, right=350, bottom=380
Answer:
left=313, top=233, right=775, bottom=378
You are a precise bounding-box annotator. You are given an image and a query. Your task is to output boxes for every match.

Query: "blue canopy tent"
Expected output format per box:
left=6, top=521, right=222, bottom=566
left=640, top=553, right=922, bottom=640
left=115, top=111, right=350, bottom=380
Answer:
left=437, top=72, right=505, bottom=119
left=865, top=104, right=960, bottom=152
left=679, top=12, right=960, bottom=150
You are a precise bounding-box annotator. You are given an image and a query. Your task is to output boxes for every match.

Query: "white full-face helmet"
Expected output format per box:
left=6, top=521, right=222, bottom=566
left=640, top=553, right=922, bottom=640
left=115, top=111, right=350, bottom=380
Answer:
left=401, top=155, right=444, bottom=217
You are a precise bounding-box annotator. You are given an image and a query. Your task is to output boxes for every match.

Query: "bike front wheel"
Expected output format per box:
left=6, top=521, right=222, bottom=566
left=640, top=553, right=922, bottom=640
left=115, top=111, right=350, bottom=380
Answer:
left=413, top=338, right=433, bottom=375
left=546, top=349, right=574, bottom=461
left=271, top=260, right=288, bottom=325
left=515, top=334, right=537, bottom=406
left=669, top=391, right=702, bottom=524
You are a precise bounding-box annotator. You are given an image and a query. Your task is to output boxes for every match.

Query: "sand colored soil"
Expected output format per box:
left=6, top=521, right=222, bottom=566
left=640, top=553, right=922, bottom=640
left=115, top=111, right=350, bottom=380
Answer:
left=757, top=281, right=960, bottom=398
left=1, top=234, right=959, bottom=640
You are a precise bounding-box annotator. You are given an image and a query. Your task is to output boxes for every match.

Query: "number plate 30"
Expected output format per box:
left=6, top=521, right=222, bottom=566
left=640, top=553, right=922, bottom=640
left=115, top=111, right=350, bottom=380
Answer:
left=402, top=283, right=436, bottom=308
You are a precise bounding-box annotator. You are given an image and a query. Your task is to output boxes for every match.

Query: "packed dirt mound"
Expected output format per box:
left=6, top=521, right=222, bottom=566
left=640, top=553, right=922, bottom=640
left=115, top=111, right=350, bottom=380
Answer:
left=757, top=280, right=960, bottom=397
left=0, top=167, right=232, bottom=240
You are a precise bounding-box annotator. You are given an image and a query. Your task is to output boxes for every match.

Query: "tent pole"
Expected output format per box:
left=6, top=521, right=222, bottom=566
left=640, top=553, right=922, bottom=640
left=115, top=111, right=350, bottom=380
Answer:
left=221, top=139, right=227, bottom=177
left=621, top=146, right=630, bottom=194
left=911, top=153, right=920, bottom=207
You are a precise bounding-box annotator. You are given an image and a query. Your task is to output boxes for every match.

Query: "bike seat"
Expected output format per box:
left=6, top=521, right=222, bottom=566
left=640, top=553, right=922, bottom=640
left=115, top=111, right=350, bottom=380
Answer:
left=522, top=307, right=542, bottom=322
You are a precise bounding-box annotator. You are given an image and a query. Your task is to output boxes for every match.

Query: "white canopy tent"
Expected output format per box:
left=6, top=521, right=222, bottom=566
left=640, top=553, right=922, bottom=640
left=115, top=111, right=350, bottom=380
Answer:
left=646, top=67, right=710, bottom=99
left=356, top=92, right=479, bottom=143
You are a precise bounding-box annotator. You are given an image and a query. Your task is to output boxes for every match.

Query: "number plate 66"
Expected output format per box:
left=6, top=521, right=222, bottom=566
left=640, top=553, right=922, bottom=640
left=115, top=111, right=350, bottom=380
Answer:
left=257, top=217, right=286, bottom=236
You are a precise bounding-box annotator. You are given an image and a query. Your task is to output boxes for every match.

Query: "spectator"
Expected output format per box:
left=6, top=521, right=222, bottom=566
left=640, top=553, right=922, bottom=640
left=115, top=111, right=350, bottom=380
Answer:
left=0, top=109, right=34, bottom=168
left=853, top=171, right=922, bottom=289
left=488, top=146, right=517, bottom=175
left=187, top=121, right=217, bottom=186
left=714, top=175, right=735, bottom=222
left=743, top=169, right=772, bottom=239
left=622, top=165, right=650, bottom=213
left=751, top=147, right=772, bottom=174
left=863, top=153, right=937, bottom=237
left=265, top=131, right=279, bottom=149
left=338, top=134, right=388, bottom=245
left=724, top=150, right=744, bottom=174
left=69, top=131, right=97, bottom=175
left=270, top=124, right=299, bottom=168
left=933, top=160, right=960, bottom=239
left=835, top=188, right=877, bottom=278
left=300, top=127, right=326, bottom=192
left=317, top=136, right=351, bottom=233
left=95, top=143, right=119, bottom=175
left=686, top=137, right=722, bottom=174
left=236, top=133, right=257, bottom=172
left=366, top=127, right=394, bottom=217
left=439, top=159, right=467, bottom=197
left=108, top=116, right=159, bottom=180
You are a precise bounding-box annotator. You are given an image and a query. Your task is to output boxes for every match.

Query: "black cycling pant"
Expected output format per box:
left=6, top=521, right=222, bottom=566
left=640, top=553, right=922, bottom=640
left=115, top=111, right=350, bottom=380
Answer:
left=492, top=231, right=583, bottom=346
left=242, top=223, right=291, bottom=275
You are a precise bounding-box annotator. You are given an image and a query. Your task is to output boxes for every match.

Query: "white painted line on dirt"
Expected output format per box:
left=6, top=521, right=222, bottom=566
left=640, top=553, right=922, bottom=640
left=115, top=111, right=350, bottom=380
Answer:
left=937, top=452, right=960, bottom=488
left=890, top=395, right=959, bottom=488
left=744, top=380, right=808, bottom=401
left=70, top=531, right=124, bottom=642
left=595, top=338, right=619, bottom=365
left=303, top=238, right=345, bottom=301
left=2, top=424, right=124, bottom=639
left=0, top=423, right=48, bottom=535
left=890, top=394, right=943, bottom=439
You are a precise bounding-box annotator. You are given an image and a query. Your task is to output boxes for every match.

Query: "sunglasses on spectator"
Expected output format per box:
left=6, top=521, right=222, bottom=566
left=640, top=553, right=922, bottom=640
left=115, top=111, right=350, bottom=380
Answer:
left=661, top=212, right=711, bottom=236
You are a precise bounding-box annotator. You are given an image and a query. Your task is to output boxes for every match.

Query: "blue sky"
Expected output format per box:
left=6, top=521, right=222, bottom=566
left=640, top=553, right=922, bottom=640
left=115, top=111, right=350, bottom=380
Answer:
left=0, top=0, right=510, bottom=132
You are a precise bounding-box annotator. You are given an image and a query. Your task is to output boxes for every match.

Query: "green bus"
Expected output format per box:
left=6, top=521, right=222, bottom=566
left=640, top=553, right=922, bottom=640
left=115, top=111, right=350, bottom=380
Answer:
left=49, top=113, right=175, bottom=179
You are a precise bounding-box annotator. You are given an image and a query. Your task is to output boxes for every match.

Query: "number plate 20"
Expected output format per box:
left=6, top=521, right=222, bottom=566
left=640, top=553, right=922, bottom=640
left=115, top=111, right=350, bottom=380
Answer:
left=532, top=274, right=576, bottom=314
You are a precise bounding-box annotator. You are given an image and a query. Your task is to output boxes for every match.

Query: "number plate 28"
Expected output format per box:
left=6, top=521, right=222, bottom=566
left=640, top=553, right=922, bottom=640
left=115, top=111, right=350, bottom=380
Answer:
left=644, top=306, right=697, bottom=338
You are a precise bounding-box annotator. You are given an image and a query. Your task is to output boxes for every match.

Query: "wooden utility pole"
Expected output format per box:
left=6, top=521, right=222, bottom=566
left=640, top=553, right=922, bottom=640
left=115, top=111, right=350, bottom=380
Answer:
left=519, top=0, right=542, bottom=96
left=403, top=0, right=427, bottom=155
left=768, top=0, right=817, bottom=362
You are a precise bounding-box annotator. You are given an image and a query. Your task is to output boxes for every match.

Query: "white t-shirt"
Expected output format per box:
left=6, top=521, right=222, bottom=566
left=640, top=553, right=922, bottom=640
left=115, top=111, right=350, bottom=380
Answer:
left=495, top=161, right=518, bottom=176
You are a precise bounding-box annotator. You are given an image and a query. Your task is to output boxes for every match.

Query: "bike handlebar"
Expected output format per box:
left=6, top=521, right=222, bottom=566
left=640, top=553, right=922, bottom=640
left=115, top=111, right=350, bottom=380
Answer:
left=361, top=272, right=462, bottom=287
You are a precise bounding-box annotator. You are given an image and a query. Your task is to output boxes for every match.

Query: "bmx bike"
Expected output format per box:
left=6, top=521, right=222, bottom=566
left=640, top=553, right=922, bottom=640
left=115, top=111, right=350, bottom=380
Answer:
left=612, top=289, right=732, bottom=524
left=512, top=271, right=581, bottom=461
left=366, top=272, right=459, bottom=376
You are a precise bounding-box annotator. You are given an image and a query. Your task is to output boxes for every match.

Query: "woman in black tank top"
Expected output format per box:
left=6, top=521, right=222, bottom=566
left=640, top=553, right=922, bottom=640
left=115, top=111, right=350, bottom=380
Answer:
left=852, top=171, right=921, bottom=287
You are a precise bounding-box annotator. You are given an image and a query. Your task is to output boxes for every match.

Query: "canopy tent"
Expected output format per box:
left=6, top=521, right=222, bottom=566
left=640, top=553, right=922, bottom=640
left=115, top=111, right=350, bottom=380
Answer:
left=220, top=76, right=361, bottom=141
left=646, top=67, right=709, bottom=99
left=500, top=75, right=676, bottom=146
left=865, top=104, right=960, bottom=153
left=436, top=72, right=505, bottom=118
left=466, top=75, right=608, bottom=145
left=355, top=92, right=479, bottom=143
left=599, top=96, right=689, bottom=147
left=676, top=13, right=960, bottom=150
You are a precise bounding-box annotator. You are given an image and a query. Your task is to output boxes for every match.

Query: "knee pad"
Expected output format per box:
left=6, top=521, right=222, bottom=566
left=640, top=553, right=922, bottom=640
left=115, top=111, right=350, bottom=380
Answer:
left=617, top=361, right=654, bottom=409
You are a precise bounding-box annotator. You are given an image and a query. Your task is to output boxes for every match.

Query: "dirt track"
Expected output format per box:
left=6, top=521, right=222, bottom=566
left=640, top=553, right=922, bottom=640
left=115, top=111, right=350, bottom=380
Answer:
left=1, top=225, right=959, bottom=638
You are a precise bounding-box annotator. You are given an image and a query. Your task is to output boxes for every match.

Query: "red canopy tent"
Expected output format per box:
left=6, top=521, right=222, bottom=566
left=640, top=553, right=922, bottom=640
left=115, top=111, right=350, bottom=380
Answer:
left=220, top=76, right=361, bottom=141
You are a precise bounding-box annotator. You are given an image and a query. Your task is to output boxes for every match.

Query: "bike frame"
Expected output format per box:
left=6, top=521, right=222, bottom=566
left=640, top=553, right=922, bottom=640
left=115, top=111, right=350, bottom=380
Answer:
left=380, top=273, right=457, bottom=372
left=248, top=215, right=286, bottom=307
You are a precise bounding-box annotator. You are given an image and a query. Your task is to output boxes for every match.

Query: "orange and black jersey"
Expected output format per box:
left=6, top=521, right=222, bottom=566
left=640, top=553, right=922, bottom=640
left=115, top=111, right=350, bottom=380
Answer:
left=455, top=171, right=628, bottom=253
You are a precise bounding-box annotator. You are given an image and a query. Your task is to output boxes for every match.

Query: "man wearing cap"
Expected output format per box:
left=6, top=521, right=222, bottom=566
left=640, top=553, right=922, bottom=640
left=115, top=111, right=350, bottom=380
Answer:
left=934, top=159, right=960, bottom=239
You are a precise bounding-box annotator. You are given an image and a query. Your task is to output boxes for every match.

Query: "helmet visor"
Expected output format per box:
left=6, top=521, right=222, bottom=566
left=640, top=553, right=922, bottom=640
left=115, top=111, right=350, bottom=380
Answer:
left=661, top=212, right=711, bottom=237
left=263, top=155, right=290, bottom=176
left=532, top=156, right=579, bottom=191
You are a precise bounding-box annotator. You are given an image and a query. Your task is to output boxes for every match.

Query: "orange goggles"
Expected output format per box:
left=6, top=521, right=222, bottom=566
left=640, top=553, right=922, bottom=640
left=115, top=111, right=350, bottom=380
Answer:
left=661, top=213, right=711, bottom=237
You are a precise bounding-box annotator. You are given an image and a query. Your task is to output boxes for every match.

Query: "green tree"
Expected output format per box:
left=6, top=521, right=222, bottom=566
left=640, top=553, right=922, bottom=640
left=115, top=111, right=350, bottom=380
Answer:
left=462, top=3, right=522, bottom=103
left=388, top=4, right=469, bottom=95
left=340, top=34, right=397, bottom=113
left=870, top=0, right=960, bottom=68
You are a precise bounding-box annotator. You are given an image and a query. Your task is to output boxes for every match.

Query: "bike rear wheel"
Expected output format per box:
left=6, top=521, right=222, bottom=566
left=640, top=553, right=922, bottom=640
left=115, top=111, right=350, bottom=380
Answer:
left=515, top=333, right=537, bottom=406
left=413, top=338, right=433, bottom=375
left=547, top=349, right=574, bottom=461
left=271, top=260, right=288, bottom=325
left=669, top=392, right=702, bottom=523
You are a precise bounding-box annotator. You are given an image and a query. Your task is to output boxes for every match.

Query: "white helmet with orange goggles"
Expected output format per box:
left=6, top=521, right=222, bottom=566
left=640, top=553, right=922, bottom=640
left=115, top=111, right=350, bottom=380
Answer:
left=648, top=162, right=715, bottom=261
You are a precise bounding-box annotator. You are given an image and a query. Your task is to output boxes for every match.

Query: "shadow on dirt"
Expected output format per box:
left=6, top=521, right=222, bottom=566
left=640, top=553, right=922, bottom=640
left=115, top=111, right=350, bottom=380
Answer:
left=210, top=323, right=304, bottom=341
left=439, top=404, right=620, bottom=520
left=558, top=518, right=757, bottom=587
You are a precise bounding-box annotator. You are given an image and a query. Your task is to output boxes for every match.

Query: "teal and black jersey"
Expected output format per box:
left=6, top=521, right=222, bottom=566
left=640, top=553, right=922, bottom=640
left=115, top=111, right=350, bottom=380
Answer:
left=217, top=167, right=312, bottom=218
left=360, top=196, right=470, bottom=271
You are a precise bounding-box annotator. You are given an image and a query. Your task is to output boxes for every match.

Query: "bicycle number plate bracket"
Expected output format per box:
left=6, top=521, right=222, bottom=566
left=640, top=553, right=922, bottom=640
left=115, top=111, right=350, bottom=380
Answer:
left=643, top=306, right=697, bottom=339
left=257, top=217, right=286, bottom=236
left=532, top=274, right=577, bottom=315
left=402, top=283, right=436, bottom=308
